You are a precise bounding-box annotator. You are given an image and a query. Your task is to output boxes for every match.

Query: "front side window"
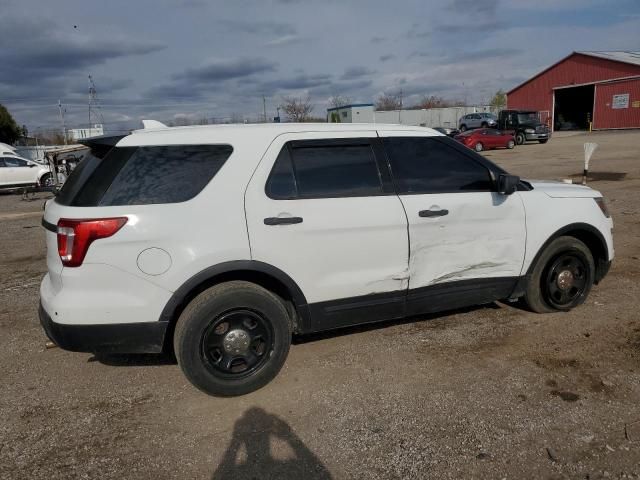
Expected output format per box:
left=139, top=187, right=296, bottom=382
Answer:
left=384, top=137, right=493, bottom=194
left=266, top=140, right=383, bottom=199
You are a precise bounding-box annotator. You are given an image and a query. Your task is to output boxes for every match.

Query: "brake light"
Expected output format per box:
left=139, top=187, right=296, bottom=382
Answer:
left=57, top=217, right=127, bottom=267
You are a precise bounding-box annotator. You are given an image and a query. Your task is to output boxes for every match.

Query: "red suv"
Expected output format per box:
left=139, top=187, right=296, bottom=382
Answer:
left=454, top=128, right=515, bottom=152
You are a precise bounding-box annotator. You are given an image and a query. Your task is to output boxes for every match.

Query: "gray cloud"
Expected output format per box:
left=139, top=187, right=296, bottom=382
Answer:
left=0, top=16, right=165, bottom=80
left=175, top=58, right=278, bottom=83
left=380, top=54, right=396, bottom=62
left=340, top=66, right=376, bottom=80
left=220, top=20, right=297, bottom=36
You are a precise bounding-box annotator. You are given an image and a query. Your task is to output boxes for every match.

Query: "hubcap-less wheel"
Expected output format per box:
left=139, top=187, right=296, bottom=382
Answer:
left=41, top=174, right=54, bottom=187
left=201, top=309, right=273, bottom=377
left=544, top=254, right=588, bottom=309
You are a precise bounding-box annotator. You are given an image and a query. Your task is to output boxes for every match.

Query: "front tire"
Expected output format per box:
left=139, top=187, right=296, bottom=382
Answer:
left=515, top=132, right=525, bottom=145
left=39, top=173, right=53, bottom=188
left=507, top=140, right=515, bottom=149
left=523, top=236, right=595, bottom=313
left=474, top=142, right=483, bottom=152
left=173, top=281, right=292, bottom=396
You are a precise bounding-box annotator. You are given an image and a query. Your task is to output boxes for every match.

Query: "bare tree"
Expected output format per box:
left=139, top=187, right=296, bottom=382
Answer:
left=328, top=94, right=352, bottom=109
left=412, top=95, right=449, bottom=109
left=375, top=92, right=402, bottom=111
left=490, top=89, right=507, bottom=110
left=280, top=95, right=314, bottom=122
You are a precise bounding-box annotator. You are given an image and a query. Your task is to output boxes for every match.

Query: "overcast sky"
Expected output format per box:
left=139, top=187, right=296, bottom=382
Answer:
left=1, top=0, right=638, bottom=134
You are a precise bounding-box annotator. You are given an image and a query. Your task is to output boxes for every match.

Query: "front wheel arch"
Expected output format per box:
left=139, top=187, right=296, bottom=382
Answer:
left=525, top=224, right=609, bottom=283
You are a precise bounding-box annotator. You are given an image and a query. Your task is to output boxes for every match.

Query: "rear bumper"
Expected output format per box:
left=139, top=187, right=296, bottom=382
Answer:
left=39, top=301, right=168, bottom=354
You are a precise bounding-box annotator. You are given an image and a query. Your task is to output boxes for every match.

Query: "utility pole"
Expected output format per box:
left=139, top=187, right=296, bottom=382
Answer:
left=398, top=88, right=403, bottom=124
left=262, top=96, right=267, bottom=123
left=58, top=100, right=67, bottom=145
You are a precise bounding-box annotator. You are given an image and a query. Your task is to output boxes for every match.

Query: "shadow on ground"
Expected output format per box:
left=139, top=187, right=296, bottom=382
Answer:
left=211, top=407, right=332, bottom=480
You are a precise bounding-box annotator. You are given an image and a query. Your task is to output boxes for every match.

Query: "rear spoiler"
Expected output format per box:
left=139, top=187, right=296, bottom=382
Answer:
left=78, top=134, right=126, bottom=159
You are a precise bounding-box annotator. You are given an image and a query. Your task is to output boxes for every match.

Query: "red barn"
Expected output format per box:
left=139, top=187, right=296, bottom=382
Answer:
left=507, top=51, right=640, bottom=131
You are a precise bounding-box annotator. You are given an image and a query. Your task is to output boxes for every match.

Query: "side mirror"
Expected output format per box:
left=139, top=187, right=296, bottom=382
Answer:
left=497, top=174, right=520, bottom=195
left=29, top=164, right=36, bottom=168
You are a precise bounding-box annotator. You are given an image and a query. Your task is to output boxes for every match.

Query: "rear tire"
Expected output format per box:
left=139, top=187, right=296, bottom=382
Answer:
left=173, top=281, right=291, bottom=396
left=460, top=124, right=467, bottom=132
left=515, top=132, right=525, bottom=145
left=474, top=142, right=483, bottom=152
left=523, top=236, right=594, bottom=313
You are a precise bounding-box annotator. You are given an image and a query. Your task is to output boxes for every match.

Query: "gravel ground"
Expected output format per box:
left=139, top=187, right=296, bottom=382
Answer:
left=1, top=130, right=639, bottom=479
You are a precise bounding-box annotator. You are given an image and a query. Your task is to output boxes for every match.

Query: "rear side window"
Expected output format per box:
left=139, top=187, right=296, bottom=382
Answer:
left=266, top=140, right=383, bottom=199
left=384, top=137, right=492, bottom=194
left=66, top=145, right=232, bottom=206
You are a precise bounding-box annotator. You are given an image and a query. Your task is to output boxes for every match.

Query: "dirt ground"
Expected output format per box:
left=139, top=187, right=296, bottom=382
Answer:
left=1, top=130, right=639, bottom=480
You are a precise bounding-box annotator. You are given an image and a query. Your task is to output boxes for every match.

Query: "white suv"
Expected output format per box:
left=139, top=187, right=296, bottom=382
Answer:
left=39, top=123, right=613, bottom=396
left=0, top=154, right=53, bottom=190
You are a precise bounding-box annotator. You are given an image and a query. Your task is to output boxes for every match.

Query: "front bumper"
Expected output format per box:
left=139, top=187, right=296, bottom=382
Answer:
left=39, top=301, right=168, bottom=354
left=525, top=132, right=550, bottom=141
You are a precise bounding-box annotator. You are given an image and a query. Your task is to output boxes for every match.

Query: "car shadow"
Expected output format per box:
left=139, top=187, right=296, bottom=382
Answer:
left=90, top=303, right=509, bottom=364
left=89, top=352, right=177, bottom=366
left=211, top=407, right=332, bottom=480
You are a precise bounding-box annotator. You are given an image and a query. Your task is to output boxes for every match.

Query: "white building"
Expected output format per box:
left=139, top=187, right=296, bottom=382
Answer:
left=327, top=104, right=497, bottom=128
left=67, top=124, right=104, bottom=141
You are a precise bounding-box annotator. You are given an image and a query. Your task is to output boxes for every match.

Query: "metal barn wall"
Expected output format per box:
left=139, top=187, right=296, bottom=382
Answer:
left=593, top=78, right=640, bottom=130
left=507, top=53, right=640, bottom=116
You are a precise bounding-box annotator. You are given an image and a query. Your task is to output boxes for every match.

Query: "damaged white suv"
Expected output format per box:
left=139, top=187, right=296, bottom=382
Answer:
left=40, top=123, right=613, bottom=396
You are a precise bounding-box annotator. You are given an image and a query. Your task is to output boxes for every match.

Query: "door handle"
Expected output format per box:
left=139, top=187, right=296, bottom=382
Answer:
left=419, top=209, right=449, bottom=218
left=264, top=216, right=303, bottom=226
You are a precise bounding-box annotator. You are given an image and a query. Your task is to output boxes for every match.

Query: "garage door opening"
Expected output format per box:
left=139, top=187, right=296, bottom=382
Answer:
left=554, top=84, right=594, bottom=131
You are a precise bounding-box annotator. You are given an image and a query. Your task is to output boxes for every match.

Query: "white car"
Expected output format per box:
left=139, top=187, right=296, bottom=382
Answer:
left=0, top=153, right=53, bottom=190
left=39, top=123, right=614, bottom=396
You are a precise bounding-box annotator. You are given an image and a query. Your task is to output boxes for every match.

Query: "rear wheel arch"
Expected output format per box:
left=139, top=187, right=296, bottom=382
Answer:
left=526, top=223, right=609, bottom=283
left=160, top=261, right=309, bottom=351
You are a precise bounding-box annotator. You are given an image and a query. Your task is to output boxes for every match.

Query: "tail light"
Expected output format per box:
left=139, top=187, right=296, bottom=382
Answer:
left=57, top=217, right=127, bottom=267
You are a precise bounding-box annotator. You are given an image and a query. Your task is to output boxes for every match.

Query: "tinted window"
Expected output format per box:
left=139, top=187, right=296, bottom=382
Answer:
left=266, top=141, right=382, bottom=199
left=0, top=158, right=6, bottom=167
left=266, top=148, right=297, bottom=199
left=4, top=157, right=27, bottom=167
left=67, top=145, right=232, bottom=206
left=384, top=137, right=492, bottom=194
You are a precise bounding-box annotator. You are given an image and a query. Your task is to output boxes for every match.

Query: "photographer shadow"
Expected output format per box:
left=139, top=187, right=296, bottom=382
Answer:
left=212, top=407, right=332, bottom=480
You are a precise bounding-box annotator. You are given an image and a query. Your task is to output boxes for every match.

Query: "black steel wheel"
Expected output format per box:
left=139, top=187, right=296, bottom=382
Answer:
left=174, top=281, right=291, bottom=396
left=200, top=309, right=273, bottom=377
left=40, top=173, right=54, bottom=187
left=523, top=236, right=595, bottom=313
left=543, top=253, right=589, bottom=309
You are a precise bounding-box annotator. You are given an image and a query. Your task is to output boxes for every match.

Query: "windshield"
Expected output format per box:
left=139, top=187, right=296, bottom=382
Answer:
left=517, top=112, right=539, bottom=123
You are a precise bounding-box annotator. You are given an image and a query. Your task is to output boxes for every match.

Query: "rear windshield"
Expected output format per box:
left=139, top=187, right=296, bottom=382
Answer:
left=56, top=144, right=233, bottom=207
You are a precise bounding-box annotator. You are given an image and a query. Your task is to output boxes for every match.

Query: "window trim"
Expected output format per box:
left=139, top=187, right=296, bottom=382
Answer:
left=265, top=138, right=391, bottom=200
left=381, top=136, right=500, bottom=196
